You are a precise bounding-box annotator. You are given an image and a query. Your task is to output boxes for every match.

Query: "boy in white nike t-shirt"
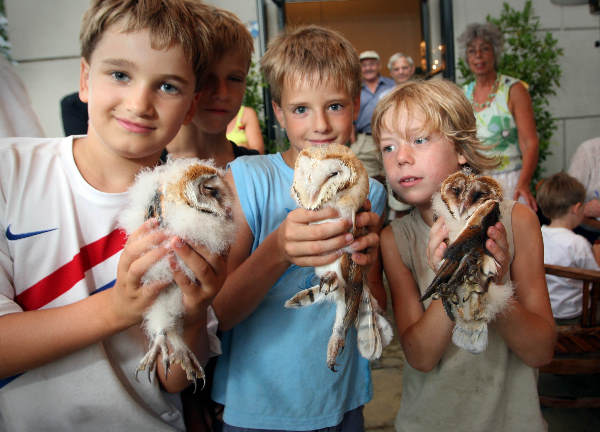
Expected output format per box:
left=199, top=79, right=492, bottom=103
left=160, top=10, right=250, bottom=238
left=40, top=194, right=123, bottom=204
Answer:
left=0, top=1, right=223, bottom=430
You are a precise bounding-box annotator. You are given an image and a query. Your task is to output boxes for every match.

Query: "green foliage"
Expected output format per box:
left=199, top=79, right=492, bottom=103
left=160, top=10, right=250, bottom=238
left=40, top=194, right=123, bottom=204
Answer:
left=242, top=60, right=264, bottom=115
left=0, top=0, right=11, bottom=61
left=457, top=0, right=563, bottom=187
left=243, top=60, right=288, bottom=154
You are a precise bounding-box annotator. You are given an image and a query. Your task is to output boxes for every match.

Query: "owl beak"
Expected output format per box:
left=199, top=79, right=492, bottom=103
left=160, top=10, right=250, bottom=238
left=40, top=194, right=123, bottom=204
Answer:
left=458, top=202, right=467, bottom=217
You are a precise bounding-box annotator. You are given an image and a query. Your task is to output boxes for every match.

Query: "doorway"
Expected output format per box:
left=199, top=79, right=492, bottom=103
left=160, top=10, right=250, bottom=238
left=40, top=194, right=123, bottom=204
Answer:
left=284, top=0, right=424, bottom=78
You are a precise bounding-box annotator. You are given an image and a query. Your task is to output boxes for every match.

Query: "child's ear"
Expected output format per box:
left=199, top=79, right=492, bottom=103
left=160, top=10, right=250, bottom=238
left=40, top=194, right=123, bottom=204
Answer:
left=79, top=58, right=91, bottom=104
left=572, top=202, right=583, bottom=214
left=272, top=101, right=286, bottom=129
left=352, top=96, right=360, bottom=122
left=457, top=153, right=467, bottom=166
left=182, top=92, right=200, bottom=125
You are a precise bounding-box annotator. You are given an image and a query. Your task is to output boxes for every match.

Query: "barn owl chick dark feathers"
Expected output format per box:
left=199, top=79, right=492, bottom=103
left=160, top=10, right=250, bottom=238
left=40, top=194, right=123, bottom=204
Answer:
left=423, top=170, right=513, bottom=354
left=285, top=144, right=393, bottom=371
left=119, top=158, right=236, bottom=384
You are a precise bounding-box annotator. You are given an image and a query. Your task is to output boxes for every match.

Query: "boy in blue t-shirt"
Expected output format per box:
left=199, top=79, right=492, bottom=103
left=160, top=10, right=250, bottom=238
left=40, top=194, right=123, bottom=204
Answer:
left=212, top=25, right=387, bottom=431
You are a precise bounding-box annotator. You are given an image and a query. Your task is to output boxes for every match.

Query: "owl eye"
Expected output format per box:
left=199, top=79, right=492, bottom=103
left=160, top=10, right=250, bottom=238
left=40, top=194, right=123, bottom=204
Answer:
left=202, top=185, right=220, bottom=199
left=451, top=186, right=461, bottom=195
left=471, top=191, right=484, bottom=202
left=328, top=171, right=339, bottom=179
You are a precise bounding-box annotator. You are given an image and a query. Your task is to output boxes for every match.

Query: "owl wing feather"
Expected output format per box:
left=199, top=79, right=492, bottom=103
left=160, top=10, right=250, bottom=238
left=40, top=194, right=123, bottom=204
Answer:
left=421, top=199, right=501, bottom=309
left=356, top=287, right=394, bottom=360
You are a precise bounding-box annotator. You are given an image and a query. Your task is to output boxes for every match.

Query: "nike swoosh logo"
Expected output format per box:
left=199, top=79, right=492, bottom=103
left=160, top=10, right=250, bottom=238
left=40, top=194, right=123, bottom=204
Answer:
left=5, top=225, right=58, bottom=240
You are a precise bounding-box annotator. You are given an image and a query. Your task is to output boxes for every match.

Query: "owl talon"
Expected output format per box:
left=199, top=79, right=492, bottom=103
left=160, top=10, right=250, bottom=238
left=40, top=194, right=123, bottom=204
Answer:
left=442, top=297, right=455, bottom=321
left=168, top=336, right=206, bottom=386
left=320, top=272, right=338, bottom=294
left=327, top=333, right=345, bottom=372
left=137, top=332, right=169, bottom=382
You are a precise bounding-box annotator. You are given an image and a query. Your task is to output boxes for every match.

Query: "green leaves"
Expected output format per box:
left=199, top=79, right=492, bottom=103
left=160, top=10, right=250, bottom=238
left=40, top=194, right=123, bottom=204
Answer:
left=457, top=0, right=563, bottom=189
left=0, top=0, right=11, bottom=61
left=242, top=60, right=287, bottom=154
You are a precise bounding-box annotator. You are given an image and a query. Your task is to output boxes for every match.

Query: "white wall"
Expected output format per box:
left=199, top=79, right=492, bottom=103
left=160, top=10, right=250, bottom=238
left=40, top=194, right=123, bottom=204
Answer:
left=452, top=0, right=600, bottom=176
left=5, top=0, right=88, bottom=137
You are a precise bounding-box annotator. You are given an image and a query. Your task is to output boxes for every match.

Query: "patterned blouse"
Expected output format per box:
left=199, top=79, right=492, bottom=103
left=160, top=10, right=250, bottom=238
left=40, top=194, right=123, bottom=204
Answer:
left=463, top=74, right=523, bottom=175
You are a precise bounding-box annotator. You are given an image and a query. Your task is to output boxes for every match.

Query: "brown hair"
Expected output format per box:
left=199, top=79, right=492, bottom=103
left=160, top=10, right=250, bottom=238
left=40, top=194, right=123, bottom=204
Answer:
left=537, top=172, right=586, bottom=220
left=372, top=79, right=499, bottom=173
left=260, top=25, right=361, bottom=105
left=207, top=6, right=254, bottom=71
left=80, top=0, right=212, bottom=90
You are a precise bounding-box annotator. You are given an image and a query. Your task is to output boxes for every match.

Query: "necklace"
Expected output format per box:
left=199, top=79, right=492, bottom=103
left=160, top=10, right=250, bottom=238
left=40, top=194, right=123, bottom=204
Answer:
left=472, top=75, right=500, bottom=111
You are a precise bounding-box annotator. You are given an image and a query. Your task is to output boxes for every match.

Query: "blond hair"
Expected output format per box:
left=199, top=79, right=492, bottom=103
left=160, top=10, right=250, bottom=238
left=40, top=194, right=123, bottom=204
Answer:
left=260, top=25, right=361, bottom=105
left=80, top=0, right=212, bottom=90
left=372, top=79, right=499, bottom=173
left=537, top=172, right=586, bottom=220
left=206, top=6, right=253, bottom=71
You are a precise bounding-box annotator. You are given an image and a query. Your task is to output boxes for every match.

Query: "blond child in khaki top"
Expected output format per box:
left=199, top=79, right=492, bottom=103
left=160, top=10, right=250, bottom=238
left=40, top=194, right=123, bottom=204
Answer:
left=374, top=80, right=556, bottom=431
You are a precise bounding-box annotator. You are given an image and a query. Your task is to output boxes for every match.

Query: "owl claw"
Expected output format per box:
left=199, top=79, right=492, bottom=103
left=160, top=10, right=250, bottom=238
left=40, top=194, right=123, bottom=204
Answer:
left=137, top=330, right=205, bottom=385
left=442, top=297, right=455, bottom=321
left=320, top=272, right=339, bottom=294
left=327, top=333, right=345, bottom=372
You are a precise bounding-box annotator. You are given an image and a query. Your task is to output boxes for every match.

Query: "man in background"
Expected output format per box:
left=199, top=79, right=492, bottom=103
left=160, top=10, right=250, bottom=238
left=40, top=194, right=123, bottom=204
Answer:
left=388, top=52, right=415, bottom=85
left=352, top=50, right=394, bottom=183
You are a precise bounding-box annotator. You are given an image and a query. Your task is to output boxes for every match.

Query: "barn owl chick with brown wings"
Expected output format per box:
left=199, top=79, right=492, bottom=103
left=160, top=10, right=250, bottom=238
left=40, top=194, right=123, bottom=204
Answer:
left=119, top=158, right=236, bottom=384
left=284, top=144, right=393, bottom=371
left=422, top=170, right=513, bottom=354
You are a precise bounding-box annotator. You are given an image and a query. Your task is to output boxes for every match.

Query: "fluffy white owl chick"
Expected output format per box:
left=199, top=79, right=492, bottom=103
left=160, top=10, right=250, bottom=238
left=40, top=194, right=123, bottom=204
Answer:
left=424, top=170, right=513, bottom=353
left=285, top=144, right=393, bottom=371
left=119, top=157, right=236, bottom=383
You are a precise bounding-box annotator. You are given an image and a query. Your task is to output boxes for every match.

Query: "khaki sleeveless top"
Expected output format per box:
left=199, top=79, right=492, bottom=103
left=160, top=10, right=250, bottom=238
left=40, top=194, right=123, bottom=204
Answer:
left=390, top=200, right=546, bottom=432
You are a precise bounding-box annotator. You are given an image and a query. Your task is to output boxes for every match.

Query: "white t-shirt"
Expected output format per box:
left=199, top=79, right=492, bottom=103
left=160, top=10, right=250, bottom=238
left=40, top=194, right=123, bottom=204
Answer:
left=0, top=136, right=186, bottom=431
left=568, top=137, right=600, bottom=204
left=541, top=225, right=600, bottom=319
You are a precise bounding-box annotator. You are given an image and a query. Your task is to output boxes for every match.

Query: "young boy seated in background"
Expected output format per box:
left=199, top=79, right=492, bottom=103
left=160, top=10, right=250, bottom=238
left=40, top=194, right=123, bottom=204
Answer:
left=211, top=25, right=387, bottom=431
left=167, top=5, right=259, bottom=167
left=537, top=172, right=600, bottom=322
left=0, top=1, right=222, bottom=430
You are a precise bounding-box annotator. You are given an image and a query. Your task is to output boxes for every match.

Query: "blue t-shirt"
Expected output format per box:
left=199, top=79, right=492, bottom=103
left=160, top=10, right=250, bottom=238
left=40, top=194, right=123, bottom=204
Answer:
left=212, top=153, right=386, bottom=430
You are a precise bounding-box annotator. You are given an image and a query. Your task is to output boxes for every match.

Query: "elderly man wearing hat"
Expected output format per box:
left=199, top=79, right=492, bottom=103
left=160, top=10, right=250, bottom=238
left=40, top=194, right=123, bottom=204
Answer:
left=352, top=50, right=395, bottom=183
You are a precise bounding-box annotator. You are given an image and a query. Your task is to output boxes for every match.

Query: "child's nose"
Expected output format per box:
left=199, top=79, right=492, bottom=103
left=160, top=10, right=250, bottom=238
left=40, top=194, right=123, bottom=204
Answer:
left=213, top=78, right=228, bottom=100
left=396, top=144, right=414, bottom=164
left=313, top=110, right=331, bottom=133
left=127, top=85, right=155, bottom=117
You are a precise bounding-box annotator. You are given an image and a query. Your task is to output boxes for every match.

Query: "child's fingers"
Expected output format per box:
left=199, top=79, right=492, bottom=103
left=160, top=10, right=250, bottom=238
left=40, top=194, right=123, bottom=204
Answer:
left=349, top=231, right=379, bottom=254
left=141, top=279, right=171, bottom=301
left=119, top=226, right=169, bottom=271
left=285, top=232, right=353, bottom=259
left=285, top=217, right=351, bottom=242
left=125, top=244, right=170, bottom=285
left=355, top=211, right=382, bottom=232
left=171, top=238, right=224, bottom=285
left=427, top=218, right=448, bottom=271
left=293, top=251, right=341, bottom=268
left=289, top=207, right=339, bottom=224
left=170, top=238, right=228, bottom=302
left=350, top=232, right=379, bottom=266
left=486, top=222, right=510, bottom=282
left=125, top=218, right=159, bottom=244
